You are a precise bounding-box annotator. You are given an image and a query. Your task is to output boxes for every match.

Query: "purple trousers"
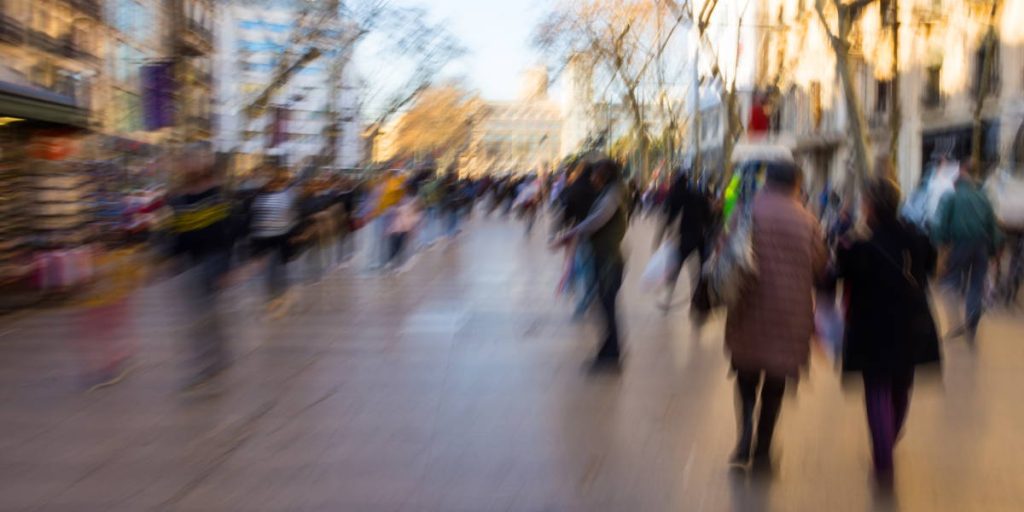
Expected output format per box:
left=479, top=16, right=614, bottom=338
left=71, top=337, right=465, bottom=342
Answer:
left=863, top=370, right=914, bottom=473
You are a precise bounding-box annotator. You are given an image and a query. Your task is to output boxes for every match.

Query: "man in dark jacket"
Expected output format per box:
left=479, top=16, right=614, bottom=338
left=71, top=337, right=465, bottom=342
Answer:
left=932, top=166, right=1003, bottom=342
left=557, top=162, right=599, bottom=316
left=657, top=169, right=713, bottom=310
left=555, top=159, right=628, bottom=371
left=168, top=144, right=237, bottom=391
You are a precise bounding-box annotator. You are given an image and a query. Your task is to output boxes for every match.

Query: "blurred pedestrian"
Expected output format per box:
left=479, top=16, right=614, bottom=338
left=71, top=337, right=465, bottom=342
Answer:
left=167, top=144, right=237, bottom=390
left=931, top=164, right=1003, bottom=342
left=554, top=159, right=629, bottom=371
left=657, top=169, right=712, bottom=312
left=250, top=167, right=298, bottom=313
left=557, top=161, right=598, bottom=318
left=513, top=175, right=541, bottom=235
left=74, top=245, right=144, bottom=390
left=837, top=177, right=941, bottom=485
left=725, top=162, right=826, bottom=471
left=385, top=184, right=422, bottom=270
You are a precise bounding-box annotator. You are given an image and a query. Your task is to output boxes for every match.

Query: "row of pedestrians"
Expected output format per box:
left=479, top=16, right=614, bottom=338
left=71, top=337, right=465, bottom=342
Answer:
left=548, top=154, right=1008, bottom=487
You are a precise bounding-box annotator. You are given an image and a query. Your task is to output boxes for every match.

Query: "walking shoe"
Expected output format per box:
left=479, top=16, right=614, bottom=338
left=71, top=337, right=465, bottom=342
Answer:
left=750, top=452, right=774, bottom=475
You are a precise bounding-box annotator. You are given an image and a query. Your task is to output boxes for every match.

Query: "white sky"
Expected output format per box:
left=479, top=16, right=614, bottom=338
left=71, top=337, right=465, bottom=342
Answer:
left=379, top=0, right=547, bottom=102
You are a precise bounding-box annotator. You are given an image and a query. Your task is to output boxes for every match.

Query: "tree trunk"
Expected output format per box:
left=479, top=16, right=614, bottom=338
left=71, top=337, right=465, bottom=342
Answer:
left=887, top=0, right=900, bottom=179
left=816, top=0, right=875, bottom=191
left=722, top=83, right=742, bottom=179
left=831, top=7, right=874, bottom=190
left=970, top=1, right=1001, bottom=177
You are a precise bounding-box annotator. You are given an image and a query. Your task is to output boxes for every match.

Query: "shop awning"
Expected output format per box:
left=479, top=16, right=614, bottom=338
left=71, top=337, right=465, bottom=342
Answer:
left=0, top=81, right=89, bottom=128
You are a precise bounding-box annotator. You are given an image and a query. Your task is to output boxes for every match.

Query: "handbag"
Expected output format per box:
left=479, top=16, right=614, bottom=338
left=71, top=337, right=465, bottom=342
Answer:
left=702, top=209, right=757, bottom=308
left=640, top=241, right=679, bottom=292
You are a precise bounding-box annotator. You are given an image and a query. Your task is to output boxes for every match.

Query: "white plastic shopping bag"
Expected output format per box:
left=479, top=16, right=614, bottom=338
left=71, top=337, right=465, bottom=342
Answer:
left=640, top=241, right=679, bottom=292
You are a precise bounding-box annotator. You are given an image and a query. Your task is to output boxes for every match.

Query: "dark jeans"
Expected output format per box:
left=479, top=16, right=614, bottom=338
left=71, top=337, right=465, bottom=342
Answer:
left=941, top=241, right=989, bottom=334
left=668, top=233, right=708, bottom=299
left=594, top=257, right=624, bottom=360
left=253, top=235, right=291, bottom=300
left=863, top=370, right=914, bottom=473
left=186, top=252, right=230, bottom=379
left=573, top=242, right=597, bottom=315
left=735, top=370, right=786, bottom=458
left=388, top=232, right=408, bottom=266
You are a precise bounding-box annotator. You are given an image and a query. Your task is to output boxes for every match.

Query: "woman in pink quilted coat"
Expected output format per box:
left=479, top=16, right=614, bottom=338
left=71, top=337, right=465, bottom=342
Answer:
left=726, top=162, right=826, bottom=471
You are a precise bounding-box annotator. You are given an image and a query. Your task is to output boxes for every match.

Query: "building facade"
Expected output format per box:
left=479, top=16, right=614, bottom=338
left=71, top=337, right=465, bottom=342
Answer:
left=0, top=0, right=105, bottom=128
left=214, top=3, right=362, bottom=172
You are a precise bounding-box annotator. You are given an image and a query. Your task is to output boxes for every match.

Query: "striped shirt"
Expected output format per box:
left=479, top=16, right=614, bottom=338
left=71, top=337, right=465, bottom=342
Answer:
left=251, top=188, right=296, bottom=238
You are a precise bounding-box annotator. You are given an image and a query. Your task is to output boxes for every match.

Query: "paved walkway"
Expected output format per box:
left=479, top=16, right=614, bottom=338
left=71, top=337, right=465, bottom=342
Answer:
left=1, top=214, right=1023, bottom=511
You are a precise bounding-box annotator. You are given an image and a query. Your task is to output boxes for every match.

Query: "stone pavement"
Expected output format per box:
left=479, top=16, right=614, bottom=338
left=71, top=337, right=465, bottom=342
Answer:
left=1, top=214, right=1023, bottom=511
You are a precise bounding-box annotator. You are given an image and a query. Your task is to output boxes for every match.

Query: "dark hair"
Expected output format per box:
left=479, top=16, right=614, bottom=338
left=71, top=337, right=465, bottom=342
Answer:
left=866, top=177, right=902, bottom=222
left=590, top=159, right=622, bottom=183
left=764, top=161, right=800, bottom=189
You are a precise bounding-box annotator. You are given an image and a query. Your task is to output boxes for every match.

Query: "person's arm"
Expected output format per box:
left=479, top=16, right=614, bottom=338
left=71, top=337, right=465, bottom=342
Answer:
left=566, top=187, right=619, bottom=239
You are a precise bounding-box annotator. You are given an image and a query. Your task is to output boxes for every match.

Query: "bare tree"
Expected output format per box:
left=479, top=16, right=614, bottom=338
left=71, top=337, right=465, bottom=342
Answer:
left=814, top=0, right=877, bottom=190
left=235, top=0, right=464, bottom=167
left=969, top=0, right=1004, bottom=176
left=535, top=0, right=684, bottom=183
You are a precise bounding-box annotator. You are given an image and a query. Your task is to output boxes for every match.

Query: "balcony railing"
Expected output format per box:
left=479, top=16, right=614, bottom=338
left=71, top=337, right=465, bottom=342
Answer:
left=0, top=15, right=24, bottom=45
left=27, top=30, right=59, bottom=53
left=69, top=0, right=102, bottom=20
left=59, top=35, right=98, bottom=63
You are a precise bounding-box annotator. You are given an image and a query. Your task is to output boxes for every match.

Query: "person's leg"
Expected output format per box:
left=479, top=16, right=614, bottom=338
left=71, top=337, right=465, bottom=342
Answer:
left=863, top=372, right=896, bottom=475
left=264, top=240, right=284, bottom=301
left=940, top=244, right=971, bottom=335
left=574, top=243, right=597, bottom=316
left=387, top=233, right=401, bottom=265
left=732, top=370, right=760, bottom=465
left=753, top=374, right=786, bottom=462
left=185, top=256, right=229, bottom=388
left=965, top=243, right=989, bottom=340
left=663, top=237, right=698, bottom=309
left=594, top=260, right=623, bottom=362
left=892, top=369, right=915, bottom=441
left=1009, top=232, right=1024, bottom=304
left=395, top=232, right=409, bottom=267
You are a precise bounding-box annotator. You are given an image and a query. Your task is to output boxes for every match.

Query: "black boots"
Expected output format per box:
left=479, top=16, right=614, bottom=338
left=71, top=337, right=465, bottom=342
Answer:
left=730, top=397, right=755, bottom=468
left=732, top=372, right=786, bottom=471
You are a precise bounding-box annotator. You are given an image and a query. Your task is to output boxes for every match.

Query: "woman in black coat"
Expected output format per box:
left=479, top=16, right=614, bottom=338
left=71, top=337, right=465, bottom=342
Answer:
left=836, top=177, right=941, bottom=484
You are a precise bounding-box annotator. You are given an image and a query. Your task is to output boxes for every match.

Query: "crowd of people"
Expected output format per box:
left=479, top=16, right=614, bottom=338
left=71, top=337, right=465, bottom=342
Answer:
left=64, top=141, right=1023, bottom=488
left=545, top=152, right=1019, bottom=487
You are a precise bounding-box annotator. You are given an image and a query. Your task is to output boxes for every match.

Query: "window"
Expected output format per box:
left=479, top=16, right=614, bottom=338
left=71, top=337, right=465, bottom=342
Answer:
left=875, top=79, right=892, bottom=114
left=924, top=64, right=942, bottom=108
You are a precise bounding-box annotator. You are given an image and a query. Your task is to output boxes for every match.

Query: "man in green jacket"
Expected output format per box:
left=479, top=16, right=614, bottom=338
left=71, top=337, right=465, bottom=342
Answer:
left=932, top=166, right=1003, bottom=342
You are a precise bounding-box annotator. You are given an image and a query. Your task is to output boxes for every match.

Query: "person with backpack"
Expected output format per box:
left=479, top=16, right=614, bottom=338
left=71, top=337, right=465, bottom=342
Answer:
left=167, top=144, right=238, bottom=390
left=553, top=159, right=629, bottom=371
left=725, top=162, right=826, bottom=471
left=837, top=177, right=941, bottom=485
